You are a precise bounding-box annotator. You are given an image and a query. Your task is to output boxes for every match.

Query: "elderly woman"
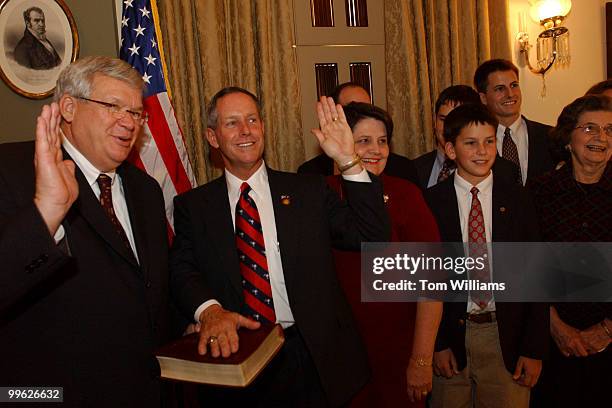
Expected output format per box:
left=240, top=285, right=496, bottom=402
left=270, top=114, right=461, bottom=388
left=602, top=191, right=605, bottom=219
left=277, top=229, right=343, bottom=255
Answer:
left=325, top=102, right=442, bottom=407
left=529, top=94, right=612, bottom=407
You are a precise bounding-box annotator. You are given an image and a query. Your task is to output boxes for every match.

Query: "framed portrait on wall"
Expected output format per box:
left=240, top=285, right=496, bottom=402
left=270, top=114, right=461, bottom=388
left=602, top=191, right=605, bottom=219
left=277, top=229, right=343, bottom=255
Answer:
left=0, top=0, right=78, bottom=99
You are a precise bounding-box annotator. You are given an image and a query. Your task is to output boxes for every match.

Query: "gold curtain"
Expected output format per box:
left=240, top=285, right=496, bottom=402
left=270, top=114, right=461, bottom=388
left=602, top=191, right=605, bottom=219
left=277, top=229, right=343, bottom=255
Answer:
left=385, top=0, right=511, bottom=158
left=157, top=0, right=303, bottom=184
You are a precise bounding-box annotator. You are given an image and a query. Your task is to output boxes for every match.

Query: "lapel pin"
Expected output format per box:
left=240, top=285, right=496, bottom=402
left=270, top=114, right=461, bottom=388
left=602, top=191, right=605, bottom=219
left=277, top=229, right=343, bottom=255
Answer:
left=499, top=206, right=506, bottom=213
left=383, top=194, right=389, bottom=204
left=280, top=195, right=291, bottom=205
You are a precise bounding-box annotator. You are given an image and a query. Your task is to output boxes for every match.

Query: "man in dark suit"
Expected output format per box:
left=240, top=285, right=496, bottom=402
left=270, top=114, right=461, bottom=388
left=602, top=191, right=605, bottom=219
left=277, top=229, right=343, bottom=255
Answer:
left=170, top=87, right=389, bottom=406
left=413, top=85, right=481, bottom=189
left=298, top=82, right=419, bottom=184
left=0, top=56, right=171, bottom=407
left=13, top=7, right=61, bottom=70
left=474, top=59, right=555, bottom=184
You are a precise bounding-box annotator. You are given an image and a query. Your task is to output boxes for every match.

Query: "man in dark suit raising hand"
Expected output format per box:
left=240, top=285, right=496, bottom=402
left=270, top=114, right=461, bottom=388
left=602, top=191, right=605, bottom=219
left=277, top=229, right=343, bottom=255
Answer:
left=0, top=56, right=171, bottom=407
left=170, top=87, right=390, bottom=407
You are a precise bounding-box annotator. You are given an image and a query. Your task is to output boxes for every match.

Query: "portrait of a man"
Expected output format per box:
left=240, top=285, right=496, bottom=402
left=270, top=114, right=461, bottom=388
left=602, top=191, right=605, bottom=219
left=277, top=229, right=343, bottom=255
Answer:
left=13, top=6, right=61, bottom=70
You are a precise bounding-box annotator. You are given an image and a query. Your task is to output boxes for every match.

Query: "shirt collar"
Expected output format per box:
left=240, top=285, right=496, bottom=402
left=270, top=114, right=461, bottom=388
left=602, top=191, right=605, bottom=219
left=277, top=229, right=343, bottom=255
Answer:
left=62, top=131, right=117, bottom=188
left=500, top=116, right=525, bottom=136
left=225, top=161, right=268, bottom=199
left=454, top=170, right=493, bottom=196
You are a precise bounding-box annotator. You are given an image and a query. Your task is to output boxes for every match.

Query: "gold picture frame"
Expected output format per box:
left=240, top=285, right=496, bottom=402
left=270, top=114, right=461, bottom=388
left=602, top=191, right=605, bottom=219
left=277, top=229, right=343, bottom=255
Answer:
left=0, top=0, right=78, bottom=99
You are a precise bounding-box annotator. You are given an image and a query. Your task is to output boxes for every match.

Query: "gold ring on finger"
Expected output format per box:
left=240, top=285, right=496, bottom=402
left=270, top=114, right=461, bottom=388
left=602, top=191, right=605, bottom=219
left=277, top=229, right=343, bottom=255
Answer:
left=208, top=335, right=218, bottom=345
left=421, top=391, right=428, bottom=395
left=332, top=117, right=338, bottom=122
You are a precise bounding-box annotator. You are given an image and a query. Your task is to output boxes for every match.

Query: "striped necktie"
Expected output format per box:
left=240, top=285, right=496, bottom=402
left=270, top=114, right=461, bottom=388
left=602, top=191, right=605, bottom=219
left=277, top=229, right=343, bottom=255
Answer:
left=235, top=182, right=276, bottom=324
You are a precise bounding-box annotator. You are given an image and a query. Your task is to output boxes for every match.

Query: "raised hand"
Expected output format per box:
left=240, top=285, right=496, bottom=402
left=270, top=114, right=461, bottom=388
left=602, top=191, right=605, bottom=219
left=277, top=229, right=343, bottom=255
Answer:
left=311, top=97, right=362, bottom=174
left=33, top=103, right=78, bottom=235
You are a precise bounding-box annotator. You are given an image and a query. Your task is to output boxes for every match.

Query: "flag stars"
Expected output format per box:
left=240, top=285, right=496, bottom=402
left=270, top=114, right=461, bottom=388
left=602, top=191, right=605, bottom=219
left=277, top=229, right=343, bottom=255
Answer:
left=133, top=24, right=146, bottom=37
left=121, top=16, right=129, bottom=27
left=151, top=38, right=157, bottom=48
left=145, top=54, right=157, bottom=66
left=128, top=43, right=140, bottom=56
left=140, top=6, right=151, bottom=19
left=124, top=0, right=134, bottom=8
left=142, top=72, right=152, bottom=84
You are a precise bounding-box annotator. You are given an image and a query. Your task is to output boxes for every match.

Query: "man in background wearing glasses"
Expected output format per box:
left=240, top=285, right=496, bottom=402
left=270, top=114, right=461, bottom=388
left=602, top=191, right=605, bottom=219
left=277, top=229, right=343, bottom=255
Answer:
left=0, top=56, right=172, bottom=407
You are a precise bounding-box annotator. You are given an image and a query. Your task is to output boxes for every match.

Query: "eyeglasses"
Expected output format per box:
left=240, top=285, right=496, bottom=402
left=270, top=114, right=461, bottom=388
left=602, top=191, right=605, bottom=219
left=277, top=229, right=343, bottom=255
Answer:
left=575, top=123, right=612, bottom=137
left=77, top=96, right=148, bottom=124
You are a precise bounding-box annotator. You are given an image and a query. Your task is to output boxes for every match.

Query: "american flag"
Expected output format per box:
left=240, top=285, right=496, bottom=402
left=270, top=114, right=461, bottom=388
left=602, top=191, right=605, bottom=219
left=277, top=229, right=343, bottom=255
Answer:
left=119, top=0, right=196, bottom=237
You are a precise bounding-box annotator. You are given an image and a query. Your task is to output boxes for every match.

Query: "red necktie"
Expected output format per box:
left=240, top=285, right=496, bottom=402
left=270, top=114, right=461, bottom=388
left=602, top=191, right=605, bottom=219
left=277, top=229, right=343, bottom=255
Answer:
left=97, top=174, right=135, bottom=257
left=468, top=187, right=492, bottom=309
left=235, top=182, right=276, bottom=324
left=502, top=127, right=523, bottom=184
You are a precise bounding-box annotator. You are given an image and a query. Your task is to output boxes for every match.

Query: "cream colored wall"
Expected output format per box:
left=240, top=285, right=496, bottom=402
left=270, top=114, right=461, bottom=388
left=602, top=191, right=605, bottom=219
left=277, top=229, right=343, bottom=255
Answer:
left=507, top=0, right=608, bottom=126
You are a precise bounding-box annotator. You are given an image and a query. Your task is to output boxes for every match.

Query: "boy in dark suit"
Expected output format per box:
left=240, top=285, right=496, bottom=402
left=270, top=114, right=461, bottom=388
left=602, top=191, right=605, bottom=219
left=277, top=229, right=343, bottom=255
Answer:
left=424, top=103, right=547, bottom=408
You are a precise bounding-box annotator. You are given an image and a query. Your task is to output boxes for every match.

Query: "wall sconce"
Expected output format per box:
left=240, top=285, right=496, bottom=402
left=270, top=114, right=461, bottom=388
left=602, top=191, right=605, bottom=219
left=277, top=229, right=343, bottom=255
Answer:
left=516, top=0, right=571, bottom=76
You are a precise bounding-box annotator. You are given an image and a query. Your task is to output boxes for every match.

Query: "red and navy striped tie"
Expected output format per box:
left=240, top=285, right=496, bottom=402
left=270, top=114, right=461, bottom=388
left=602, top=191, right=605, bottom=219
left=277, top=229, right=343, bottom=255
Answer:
left=235, top=182, right=276, bottom=324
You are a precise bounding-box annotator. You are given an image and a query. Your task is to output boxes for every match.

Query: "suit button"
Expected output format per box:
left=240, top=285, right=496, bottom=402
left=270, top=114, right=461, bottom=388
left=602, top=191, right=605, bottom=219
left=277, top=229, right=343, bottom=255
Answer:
left=582, top=222, right=588, bottom=228
left=146, top=281, right=152, bottom=288
left=459, top=319, right=465, bottom=326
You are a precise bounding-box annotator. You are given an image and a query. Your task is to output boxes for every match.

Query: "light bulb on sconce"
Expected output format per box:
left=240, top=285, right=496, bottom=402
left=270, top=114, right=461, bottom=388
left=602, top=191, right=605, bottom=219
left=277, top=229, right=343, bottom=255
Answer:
left=516, top=0, right=572, bottom=77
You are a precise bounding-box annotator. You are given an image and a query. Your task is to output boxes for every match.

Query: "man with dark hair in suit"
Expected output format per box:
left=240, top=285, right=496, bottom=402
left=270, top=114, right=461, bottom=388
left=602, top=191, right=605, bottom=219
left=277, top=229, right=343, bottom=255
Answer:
left=474, top=59, right=555, bottom=184
left=13, top=7, right=61, bottom=70
left=298, top=82, right=419, bottom=184
left=0, top=56, right=171, bottom=407
left=413, top=85, right=482, bottom=189
left=170, top=87, right=389, bottom=406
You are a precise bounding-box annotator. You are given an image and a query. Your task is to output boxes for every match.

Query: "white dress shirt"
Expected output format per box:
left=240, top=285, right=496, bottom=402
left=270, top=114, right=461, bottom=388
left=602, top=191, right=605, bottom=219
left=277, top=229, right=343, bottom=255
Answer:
left=453, top=171, right=495, bottom=313
left=194, top=161, right=370, bottom=325
left=56, top=136, right=139, bottom=262
left=496, top=117, right=528, bottom=185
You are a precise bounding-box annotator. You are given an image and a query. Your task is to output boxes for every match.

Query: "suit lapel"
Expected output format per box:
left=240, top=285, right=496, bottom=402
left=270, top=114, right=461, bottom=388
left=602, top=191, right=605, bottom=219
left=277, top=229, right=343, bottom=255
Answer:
left=205, top=176, right=243, bottom=297
left=492, top=175, right=513, bottom=242
left=119, top=164, right=149, bottom=273
left=267, top=169, right=299, bottom=296
left=437, top=177, right=463, bottom=242
left=69, top=165, right=139, bottom=268
left=62, top=149, right=138, bottom=268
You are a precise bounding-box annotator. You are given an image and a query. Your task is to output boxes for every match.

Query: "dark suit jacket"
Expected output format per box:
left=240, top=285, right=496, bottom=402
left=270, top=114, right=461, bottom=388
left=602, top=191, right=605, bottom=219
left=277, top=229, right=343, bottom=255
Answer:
left=522, top=116, right=555, bottom=184
left=413, top=150, right=437, bottom=189
left=298, top=152, right=420, bottom=185
left=13, top=29, right=61, bottom=70
left=170, top=169, right=390, bottom=407
left=424, top=172, right=548, bottom=373
left=0, top=142, right=170, bottom=407
left=413, top=150, right=521, bottom=190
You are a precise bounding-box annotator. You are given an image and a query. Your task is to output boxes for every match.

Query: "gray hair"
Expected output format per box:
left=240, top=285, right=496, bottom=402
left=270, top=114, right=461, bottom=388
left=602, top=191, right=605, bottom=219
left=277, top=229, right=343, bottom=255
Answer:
left=23, top=7, right=43, bottom=24
left=53, top=56, right=144, bottom=102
